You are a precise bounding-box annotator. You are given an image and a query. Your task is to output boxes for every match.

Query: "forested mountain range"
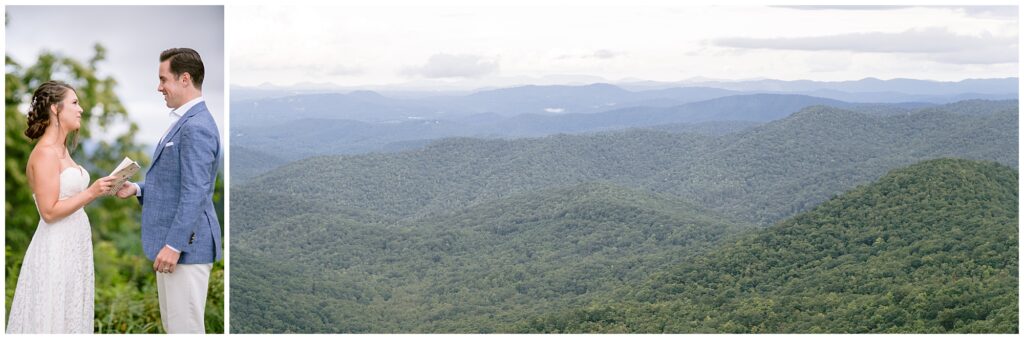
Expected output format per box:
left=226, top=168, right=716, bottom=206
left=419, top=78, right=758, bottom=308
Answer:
left=232, top=182, right=755, bottom=332
left=618, top=77, right=1018, bottom=96
left=522, top=159, right=1018, bottom=333
left=234, top=101, right=1016, bottom=225
left=230, top=98, right=1017, bottom=333
left=231, top=93, right=849, bottom=167
left=230, top=91, right=1016, bottom=183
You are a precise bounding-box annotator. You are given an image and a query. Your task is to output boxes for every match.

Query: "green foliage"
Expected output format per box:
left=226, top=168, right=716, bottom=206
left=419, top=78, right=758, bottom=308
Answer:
left=231, top=101, right=1017, bottom=333
left=230, top=145, right=287, bottom=183
left=5, top=46, right=224, bottom=333
left=525, top=159, right=1018, bottom=333
left=237, top=104, right=1016, bottom=229
left=232, top=182, right=755, bottom=332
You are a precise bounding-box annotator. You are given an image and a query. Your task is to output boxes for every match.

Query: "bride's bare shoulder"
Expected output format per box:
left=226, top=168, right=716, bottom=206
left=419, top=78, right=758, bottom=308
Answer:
left=26, top=143, right=62, bottom=176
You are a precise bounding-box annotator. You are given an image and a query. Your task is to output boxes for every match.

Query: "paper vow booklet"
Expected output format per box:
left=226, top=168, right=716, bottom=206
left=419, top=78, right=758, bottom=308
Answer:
left=107, top=157, right=140, bottom=195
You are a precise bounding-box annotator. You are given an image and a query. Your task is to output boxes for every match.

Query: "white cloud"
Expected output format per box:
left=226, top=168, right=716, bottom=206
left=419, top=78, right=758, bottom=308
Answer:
left=556, top=49, right=625, bottom=60
left=592, top=49, right=623, bottom=59
left=713, top=27, right=1017, bottom=64
left=230, top=5, right=1018, bottom=86
left=238, top=63, right=364, bottom=77
left=327, top=65, right=365, bottom=76
left=774, top=5, right=1017, bottom=20
left=773, top=5, right=916, bottom=11
left=401, top=53, right=499, bottom=79
left=957, top=6, right=1018, bottom=20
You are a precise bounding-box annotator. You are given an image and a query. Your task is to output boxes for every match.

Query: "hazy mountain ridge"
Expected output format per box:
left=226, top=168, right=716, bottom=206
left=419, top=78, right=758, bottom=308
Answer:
left=236, top=101, right=1017, bottom=226
left=230, top=88, right=1018, bottom=333
left=233, top=77, right=1018, bottom=103
left=232, top=79, right=1019, bottom=126
left=230, top=79, right=1017, bottom=182
left=618, top=77, right=1019, bottom=95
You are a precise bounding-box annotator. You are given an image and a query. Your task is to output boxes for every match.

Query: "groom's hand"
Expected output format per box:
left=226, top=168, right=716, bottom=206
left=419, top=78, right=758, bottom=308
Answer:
left=154, top=245, right=181, bottom=273
left=116, top=181, right=137, bottom=198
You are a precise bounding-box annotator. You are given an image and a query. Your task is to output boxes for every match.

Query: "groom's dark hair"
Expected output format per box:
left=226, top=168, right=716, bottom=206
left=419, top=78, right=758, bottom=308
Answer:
left=160, top=48, right=205, bottom=90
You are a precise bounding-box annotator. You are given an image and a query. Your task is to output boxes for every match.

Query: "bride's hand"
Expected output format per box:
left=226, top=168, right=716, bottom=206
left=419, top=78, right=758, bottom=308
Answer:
left=87, top=176, right=119, bottom=199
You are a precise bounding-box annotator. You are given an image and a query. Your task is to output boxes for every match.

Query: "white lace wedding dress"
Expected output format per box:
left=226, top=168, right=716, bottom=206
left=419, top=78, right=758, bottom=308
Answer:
left=6, top=166, right=94, bottom=333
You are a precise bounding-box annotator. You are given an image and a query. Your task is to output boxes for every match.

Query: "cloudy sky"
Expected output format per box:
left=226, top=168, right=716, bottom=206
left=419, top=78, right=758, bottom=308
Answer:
left=5, top=6, right=225, bottom=147
left=230, top=4, right=1018, bottom=90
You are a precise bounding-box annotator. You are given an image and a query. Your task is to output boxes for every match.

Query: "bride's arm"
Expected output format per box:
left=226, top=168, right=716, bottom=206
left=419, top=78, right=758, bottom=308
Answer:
left=29, top=148, right=118, bottom=224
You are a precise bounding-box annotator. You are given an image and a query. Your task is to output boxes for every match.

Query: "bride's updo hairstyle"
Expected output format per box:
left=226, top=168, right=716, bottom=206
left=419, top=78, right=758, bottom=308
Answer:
left=25, top=81, right=78, bottom=147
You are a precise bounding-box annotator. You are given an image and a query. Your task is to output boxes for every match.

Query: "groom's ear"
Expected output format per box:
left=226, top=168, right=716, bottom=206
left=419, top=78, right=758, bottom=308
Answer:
left=180, top=72, right=193, bottom=87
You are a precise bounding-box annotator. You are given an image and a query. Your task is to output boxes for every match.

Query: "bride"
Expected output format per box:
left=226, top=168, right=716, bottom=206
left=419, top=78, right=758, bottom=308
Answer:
left=6, top=81, right=118, bottom=333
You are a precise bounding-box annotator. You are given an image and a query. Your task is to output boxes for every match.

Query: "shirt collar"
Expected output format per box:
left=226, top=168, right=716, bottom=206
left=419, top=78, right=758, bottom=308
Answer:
left=171, top=96, right=205, bottom=119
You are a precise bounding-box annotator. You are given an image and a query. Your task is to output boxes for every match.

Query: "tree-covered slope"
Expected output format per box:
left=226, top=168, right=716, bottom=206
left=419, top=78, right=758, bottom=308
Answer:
left=231, top=182, right=754, bottom=333
left=235, top=103, right=1017, bottom=227
left=231, top=145, right=289, bottom=183
left=523, top=159, right=1018, bottom=333
left=230, top=101, right=1018, bottom=333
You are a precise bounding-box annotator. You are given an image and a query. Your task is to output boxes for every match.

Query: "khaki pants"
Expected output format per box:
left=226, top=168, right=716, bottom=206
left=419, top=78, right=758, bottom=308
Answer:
left=156, top=263, right=212, bottom=333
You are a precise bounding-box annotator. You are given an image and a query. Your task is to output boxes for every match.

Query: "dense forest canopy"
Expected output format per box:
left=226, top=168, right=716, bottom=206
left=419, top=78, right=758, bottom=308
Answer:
left=230, top=96, right=1017, bottom=333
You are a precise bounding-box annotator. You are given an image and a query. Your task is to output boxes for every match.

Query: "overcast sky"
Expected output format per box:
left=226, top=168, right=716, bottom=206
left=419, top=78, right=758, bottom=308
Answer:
left=5, top=6, right=225, bottom=147
left=230, top=4, right=1018, bottom=90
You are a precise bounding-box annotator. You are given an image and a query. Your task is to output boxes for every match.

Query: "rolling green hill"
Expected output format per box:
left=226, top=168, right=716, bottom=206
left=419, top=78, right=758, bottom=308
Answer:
left=232, top=182, right=754, bottom=332
left=522, top=158, right=1018, bottom=333
left=230, top=101, right=1018, bottom=333
left=235, top=104, right=1016, bottom=227
left=231, top=145, right=289, bottom=183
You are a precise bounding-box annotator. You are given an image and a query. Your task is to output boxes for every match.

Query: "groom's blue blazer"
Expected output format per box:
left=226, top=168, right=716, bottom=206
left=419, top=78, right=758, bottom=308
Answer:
left=138, top=101, right=223, bottom=264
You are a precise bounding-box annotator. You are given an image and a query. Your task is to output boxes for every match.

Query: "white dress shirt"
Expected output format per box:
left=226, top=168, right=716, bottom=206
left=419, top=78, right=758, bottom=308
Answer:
left=160, top=96, right=204, bottom=144
left=136, top=96, right=205, bottom=253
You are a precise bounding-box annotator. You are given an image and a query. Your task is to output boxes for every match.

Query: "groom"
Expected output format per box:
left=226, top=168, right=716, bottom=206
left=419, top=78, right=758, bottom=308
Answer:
left=117, top=48, right=222, bottom=333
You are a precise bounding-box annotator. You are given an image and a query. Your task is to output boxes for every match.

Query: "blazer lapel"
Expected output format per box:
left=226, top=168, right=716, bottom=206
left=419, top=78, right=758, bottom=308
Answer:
left=147, top=102, right=207, bottom=176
